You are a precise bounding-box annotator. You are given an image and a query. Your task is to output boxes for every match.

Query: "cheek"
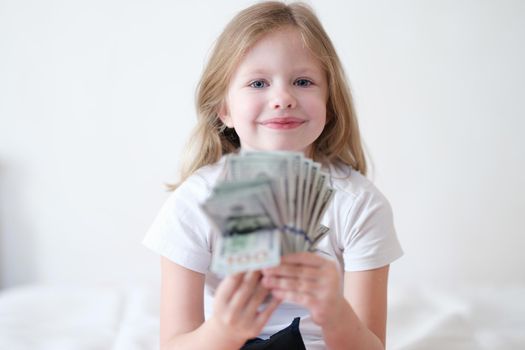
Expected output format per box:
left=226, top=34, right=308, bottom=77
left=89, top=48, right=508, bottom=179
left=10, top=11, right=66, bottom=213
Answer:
left=306, top=96, right=327, bottom=119
left=235, top=96, right=263, bottom=117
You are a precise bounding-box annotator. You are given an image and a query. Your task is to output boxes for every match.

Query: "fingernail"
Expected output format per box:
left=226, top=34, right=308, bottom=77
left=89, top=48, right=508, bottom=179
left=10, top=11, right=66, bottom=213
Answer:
left=243, top=272, right=253, bottom=281
left=271, top=290, right=282, bottom=300
left=261, top=276, right=269, bottom=286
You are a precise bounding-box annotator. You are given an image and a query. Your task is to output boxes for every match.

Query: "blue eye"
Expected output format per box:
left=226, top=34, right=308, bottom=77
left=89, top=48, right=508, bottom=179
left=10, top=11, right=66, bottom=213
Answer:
left=295, top=78, right=312, bottom=87
left=249, top=80, right=267, bottom=88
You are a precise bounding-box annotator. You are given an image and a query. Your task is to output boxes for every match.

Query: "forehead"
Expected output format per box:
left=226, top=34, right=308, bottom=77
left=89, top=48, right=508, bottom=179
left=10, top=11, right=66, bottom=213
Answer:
left=234, top=27, right=323, bottom=74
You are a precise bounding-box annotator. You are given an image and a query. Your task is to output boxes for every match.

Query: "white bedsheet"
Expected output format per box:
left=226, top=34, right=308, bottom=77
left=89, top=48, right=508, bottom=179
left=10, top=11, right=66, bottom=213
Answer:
left=387, top=285, right=525, bottom=349
left=0, top=284, right=523, bottom=349
left=0, top=285, right=160, bottom=350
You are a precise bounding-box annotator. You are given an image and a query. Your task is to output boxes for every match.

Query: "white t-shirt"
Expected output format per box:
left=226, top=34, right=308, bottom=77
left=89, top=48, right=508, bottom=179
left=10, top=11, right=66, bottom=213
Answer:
left=143, top=155, right=403, bottom=350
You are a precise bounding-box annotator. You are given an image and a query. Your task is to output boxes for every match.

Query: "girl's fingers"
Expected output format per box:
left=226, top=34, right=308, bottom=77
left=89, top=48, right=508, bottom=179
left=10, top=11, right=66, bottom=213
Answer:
left=251, top=282, right=271, bottom=305
left=255, top=295, right=282, bottom=327
left=271, top=289, right=315, bottom=308
left=244, top=282, right=270, bottom=316
left=262, top=252, right=332, bottom=279
left=228, top=270, right=261, bottom=309
left=263, top=275, right=318, bottom=293
left=279, top=252, right=326, bottom=266
left=216, top=272, right=244, bottom=301
left=263, top=264, right=320, bottom=279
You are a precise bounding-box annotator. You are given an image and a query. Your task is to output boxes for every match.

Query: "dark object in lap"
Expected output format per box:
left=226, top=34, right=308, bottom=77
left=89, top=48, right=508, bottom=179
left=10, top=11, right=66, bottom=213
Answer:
left=241, top=317, right=306, bottom=350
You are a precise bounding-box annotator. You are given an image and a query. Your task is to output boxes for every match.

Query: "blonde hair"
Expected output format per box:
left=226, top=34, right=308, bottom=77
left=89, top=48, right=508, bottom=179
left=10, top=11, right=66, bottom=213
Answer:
left=170, top=1, right=366, bottom=190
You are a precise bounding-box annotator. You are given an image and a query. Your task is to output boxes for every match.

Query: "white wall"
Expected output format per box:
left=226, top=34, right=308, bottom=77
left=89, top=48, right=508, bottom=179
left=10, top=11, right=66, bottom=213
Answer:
left=1, top=0, right=524, bottom=290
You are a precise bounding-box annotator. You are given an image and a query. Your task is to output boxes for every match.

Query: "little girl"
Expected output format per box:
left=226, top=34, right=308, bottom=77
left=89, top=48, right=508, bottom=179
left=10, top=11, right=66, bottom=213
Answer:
left=143, top=2, right=403, bottom=349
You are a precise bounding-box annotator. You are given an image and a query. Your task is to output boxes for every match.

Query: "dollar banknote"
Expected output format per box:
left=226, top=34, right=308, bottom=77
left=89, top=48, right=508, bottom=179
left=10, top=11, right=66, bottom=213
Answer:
left=202, top=151, right=335, bottom=275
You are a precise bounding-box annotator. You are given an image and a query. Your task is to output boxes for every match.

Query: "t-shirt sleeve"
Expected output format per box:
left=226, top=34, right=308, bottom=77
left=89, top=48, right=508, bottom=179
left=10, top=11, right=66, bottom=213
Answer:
left=142, top=188, right=212, bottom=274
left=342, top=189, right=403, bottom=271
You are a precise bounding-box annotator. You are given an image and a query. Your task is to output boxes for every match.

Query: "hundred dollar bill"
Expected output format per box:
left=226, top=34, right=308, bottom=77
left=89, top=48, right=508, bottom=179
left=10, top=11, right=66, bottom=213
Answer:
left=202, top=179, right=281, bottom=275
left=297, top=158, right=311, bottom=233
left=303, top=224, right=330, bottom=251
left=288, top=153, right=302, bottom=250
left=211, top=180, right=280, bottom=224
left=239, top=151, right=304, bottom=250
left=229, top=152, right=298, bottom=253
left=305, top=169, right=327, bottom=236
left=228, top=154, right=290, bottom=226
left=307, top=186, right=334, bottom=239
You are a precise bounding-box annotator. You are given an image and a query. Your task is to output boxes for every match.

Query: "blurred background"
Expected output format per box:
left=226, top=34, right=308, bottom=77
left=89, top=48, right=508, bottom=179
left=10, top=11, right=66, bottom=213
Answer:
left=1, top=0, right=524, bottom=292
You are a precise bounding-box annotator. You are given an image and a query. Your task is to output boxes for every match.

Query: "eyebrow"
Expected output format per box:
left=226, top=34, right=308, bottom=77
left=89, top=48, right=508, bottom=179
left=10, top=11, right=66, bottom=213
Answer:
left=238, top=69, right=268, bottom=77
left=293, top=67, right=323, bottom=76
left=238, top=67, right=323, bottom=77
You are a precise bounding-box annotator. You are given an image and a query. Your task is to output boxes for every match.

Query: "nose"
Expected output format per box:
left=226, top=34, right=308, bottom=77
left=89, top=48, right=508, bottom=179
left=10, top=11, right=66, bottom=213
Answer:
left=270, top=85, right=296, bottom=110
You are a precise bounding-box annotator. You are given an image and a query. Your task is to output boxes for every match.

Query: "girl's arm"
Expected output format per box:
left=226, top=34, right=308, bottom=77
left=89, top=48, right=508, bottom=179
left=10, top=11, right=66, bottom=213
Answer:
left=159, top=256, right=206, bottom=348
left=321, top=266, right=389, bottom=349
left=159, top=257, right=281, bottom=350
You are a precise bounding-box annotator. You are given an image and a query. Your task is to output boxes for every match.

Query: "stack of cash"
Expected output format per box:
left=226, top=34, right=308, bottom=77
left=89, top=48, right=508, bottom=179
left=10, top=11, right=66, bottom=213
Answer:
left=202, top=151, right=335, bottom=275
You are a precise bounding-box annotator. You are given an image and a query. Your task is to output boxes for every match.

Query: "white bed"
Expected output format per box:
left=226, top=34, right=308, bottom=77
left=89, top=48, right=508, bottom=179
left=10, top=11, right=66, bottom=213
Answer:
left=0, top=285, right=159, bottom=350
left=387, top=285, right=525, bottom=349
left=1, top=284, right=523, bottom=349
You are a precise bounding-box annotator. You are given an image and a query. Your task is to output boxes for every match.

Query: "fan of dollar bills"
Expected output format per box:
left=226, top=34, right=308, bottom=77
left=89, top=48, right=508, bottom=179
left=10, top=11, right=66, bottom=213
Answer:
left=201, top=151, right=334, bottom=275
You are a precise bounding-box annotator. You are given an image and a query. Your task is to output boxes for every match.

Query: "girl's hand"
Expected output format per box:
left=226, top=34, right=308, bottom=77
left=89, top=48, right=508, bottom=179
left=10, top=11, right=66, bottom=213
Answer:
left=209, top=270, right=282, bottom=346
left=261, top=252, right=345, bottom=328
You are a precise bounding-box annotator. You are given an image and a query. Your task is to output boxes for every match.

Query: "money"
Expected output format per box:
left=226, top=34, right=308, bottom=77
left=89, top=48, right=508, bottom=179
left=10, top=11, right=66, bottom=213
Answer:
left=202, top=151, right=335, bottom=275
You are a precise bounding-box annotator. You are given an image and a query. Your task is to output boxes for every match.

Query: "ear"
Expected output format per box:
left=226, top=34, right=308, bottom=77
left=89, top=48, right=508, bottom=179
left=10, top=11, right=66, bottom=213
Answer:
left=218, top=102, right=234, bottom=128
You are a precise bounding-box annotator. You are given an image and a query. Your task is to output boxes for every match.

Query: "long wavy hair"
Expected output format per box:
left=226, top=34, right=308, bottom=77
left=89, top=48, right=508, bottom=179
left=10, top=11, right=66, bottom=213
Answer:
left=169, top=1, right=366, bottom=190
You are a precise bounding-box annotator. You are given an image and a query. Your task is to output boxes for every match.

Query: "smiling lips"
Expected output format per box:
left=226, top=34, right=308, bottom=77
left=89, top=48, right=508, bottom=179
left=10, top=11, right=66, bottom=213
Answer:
left=260, top=117, right=305, bottom=129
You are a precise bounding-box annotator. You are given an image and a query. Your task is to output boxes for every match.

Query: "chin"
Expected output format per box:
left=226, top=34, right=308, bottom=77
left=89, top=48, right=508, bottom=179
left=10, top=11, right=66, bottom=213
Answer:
left=266, top=144, right=309, bottom=153
left=241, top=140, right=311, bottom=154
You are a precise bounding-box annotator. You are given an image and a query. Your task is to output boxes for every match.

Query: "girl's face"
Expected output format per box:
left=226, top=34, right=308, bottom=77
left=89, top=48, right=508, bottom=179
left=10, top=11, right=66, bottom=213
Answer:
left=220, top=27, right=328, bottom=154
